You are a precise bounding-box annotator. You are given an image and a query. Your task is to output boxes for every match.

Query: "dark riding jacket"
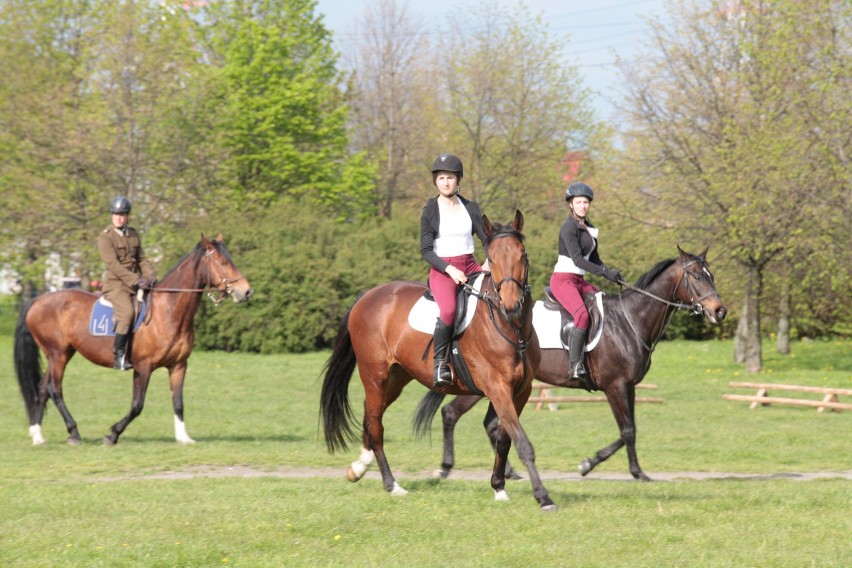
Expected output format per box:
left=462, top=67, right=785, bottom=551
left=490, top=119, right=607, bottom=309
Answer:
left=557, top=216, right=607, bottom=277
left=420, top=195, right=487, bottom=273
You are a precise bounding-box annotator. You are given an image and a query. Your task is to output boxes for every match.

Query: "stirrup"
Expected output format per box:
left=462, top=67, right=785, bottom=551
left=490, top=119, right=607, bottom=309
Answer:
left=433, top=363, right=453, bottom=388
left=113, top=355, right=133, bottom=371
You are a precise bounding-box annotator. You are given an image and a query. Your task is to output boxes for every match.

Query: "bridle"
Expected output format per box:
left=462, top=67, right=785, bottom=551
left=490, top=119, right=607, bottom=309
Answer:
left=619, top=257, right=716, bottom=316
left=462, top=232, right=534, bottom=388
left=143, top=248, right=247, bottom=306
left=618, top=255, right=718, bottom=352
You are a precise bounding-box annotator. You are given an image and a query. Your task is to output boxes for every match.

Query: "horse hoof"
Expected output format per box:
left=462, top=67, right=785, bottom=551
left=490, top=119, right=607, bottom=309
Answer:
left=432, top=469, right=449, bottom=480
left=346, top=468, right=360, bottom=482
left=540, top=503, right=559, bottom=513
left=494, top=490, right=510, bottom=502
left=103, top=436, right=116, bottom=447
left=177, top=437, right=197, bottom=445
left=390, top=482, right=408, bottom=496
left=578, top=458, right=593, bottom=476
left=67, top=437, right=82, bottom=446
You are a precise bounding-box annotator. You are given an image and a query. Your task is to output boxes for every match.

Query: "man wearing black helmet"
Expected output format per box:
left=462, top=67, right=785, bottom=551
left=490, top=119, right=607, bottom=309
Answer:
left=550, top=182, right=622, bottom=380
left=420, top=153, right=490, bottom=388
left=97, top=196, right=156, bottom=371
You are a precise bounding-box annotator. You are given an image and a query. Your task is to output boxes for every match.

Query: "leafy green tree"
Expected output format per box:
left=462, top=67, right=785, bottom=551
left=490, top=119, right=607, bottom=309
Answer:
left=617, top=0, right=851, bottom=370
left=199, top=0, right=375, bottom=219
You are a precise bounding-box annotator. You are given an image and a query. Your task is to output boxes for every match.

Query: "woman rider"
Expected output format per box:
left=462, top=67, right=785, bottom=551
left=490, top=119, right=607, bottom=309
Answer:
left=549, top=182, right=622, bottom=379
left=420, top=153, right=490, bottom=388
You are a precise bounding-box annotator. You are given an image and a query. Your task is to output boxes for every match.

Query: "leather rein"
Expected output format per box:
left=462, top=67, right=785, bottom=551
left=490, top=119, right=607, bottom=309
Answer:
left=617, top=257, right=716, bottom=353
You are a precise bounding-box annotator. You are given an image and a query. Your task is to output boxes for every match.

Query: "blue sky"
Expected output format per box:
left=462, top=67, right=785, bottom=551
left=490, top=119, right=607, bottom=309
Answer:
left=313, top=0, right=670, bottom=120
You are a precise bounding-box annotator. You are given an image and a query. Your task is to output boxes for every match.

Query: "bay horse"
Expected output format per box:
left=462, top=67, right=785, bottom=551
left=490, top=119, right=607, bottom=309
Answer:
left=14, top=234, right=252, bottom=446
left=414, top=246, right=727, bottom=481
left=320, top=211, right=558, bottom=511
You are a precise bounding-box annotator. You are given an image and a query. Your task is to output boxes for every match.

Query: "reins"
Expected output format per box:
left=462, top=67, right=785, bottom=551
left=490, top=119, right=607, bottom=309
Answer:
left=140, top=245, right=248, bottom=306
left=616, top=257, right=713, bottom=352
left=461, top=232, right=534, bottom=389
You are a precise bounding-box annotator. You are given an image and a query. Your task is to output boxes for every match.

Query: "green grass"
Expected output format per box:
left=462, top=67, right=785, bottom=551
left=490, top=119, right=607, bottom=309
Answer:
left=1, top=325, right=849, bottom=566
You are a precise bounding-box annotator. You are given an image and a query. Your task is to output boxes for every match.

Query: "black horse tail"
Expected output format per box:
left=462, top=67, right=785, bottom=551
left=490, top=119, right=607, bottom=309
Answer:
left=14, top=301, right=42, bottom=424
left=319, top=308, right=359, bottom=454
left=412, top=390, right=446, bottom=440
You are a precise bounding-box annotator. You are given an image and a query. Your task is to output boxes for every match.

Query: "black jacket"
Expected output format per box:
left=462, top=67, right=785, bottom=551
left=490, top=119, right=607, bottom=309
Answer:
left=420, top=195, right=487, bottom=273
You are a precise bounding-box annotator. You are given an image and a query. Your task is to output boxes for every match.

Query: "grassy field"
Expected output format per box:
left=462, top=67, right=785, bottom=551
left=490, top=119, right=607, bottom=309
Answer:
left=0, top=309, right=849, bottom=566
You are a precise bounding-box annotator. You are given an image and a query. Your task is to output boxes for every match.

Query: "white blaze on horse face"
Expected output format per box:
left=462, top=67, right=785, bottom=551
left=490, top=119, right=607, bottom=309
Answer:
left=29, top=424, right=45, bottom=445
left=174, top=415, right=196, bottom=444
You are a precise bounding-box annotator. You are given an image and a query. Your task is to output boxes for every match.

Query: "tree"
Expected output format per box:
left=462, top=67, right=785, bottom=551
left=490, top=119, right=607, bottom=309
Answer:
left=435, top=1, right=601, bottom=219
left=618, top=0, right=851, bottom=370
left=198, top=0, right=375, bottom=219
left=344, top=0, right=433, bottom=218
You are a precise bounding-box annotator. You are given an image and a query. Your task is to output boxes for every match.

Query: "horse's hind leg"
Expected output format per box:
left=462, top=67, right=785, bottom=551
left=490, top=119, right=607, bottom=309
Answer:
left=104, top=370, right=151, bottom=446
left=358, top=368, right=408, bottom=496
left=44, top=359, right=83, bottom=445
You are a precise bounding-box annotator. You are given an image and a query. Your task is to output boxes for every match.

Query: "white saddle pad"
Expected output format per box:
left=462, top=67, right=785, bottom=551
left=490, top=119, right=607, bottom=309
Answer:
left=532, top=292, right=604, bottom=351
left=407, top=274, right=485, bottom=334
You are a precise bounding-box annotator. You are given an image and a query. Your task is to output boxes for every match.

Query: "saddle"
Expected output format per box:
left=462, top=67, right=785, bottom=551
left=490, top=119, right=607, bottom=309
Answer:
left=542, top=286, right=601, bottom=347
left=422, top=272, right=482, bottom=332
left=89, top=295, right=148, bottom=336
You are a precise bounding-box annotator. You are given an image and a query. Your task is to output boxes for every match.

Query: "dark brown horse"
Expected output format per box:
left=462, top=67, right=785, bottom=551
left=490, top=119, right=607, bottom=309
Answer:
left=14, top=234, right=252, bottom=446
left=414, top=246, right=727, bottom=481
left=320, top=211, right=558, bottom=510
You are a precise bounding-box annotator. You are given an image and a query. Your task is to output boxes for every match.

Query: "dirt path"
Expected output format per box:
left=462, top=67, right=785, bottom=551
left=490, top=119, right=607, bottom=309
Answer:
left=97, top=465, right=852, bottom=483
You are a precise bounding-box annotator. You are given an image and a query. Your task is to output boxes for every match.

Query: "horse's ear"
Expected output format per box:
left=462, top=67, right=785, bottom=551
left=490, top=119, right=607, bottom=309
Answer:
left=513, top=210, right=524, bottom=232
left=698, top=246, right=709, bottom=260
left=215, top=231, right=224, bottom=244
left=676, top=244, right=687, bottom=258
left=482, top=215, right=494, bottom=237
left=201, top=233, right=214, bottom=249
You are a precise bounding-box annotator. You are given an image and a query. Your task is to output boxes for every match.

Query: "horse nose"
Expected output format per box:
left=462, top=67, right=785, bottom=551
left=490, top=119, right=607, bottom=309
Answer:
left=716, top=306, right=727, bottom=321
left=245, top=287, right=253, bottom=300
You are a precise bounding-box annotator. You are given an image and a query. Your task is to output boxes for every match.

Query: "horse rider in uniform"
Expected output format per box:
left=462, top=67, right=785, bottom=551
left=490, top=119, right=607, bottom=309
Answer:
left=97, top=196, right=156, bottom=371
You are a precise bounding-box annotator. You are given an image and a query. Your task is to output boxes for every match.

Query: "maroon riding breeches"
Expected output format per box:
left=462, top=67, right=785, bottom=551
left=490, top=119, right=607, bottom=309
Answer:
left=549, top=272, right=599, bottom=331
left=429, top=254, right=483, bottom=326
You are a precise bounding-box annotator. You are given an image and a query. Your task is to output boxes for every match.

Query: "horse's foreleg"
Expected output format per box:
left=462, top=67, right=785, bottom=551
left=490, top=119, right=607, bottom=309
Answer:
left=46, top=375, right=82, bottom=446
left=104, top=370, right=151, bottom=446
left=483, top=403, right=523, bottom=480
left=489, top=394, right=556, bottom=511
left=580, top=386, right=650, bottom=481
left=168, top=363, right=194, bottom=444
left=435, top=395, right=482, bottom=479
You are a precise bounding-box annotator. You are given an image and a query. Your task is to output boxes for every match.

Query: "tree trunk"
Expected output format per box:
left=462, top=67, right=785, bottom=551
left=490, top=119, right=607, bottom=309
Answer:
left=776, top=278, right=790, bottom=354
left=734, top=297, right=748, bottom=363
left=745, top=267, right=763, bottom=372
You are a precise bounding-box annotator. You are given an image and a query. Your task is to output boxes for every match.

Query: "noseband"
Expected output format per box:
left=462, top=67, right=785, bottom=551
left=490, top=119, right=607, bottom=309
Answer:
left=204, top=248, right=247, bottom=305
left=674, top=258, right=717, bottom=315
left=486, top=233, right=531, bottom=312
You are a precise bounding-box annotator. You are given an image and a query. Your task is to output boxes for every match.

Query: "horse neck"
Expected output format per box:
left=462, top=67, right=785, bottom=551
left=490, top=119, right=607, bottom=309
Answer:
left=475, top=274, right=534, bottom=354
left=618, top=269, right=680, bottom=346
left=154, top=253, right=205, bottom=325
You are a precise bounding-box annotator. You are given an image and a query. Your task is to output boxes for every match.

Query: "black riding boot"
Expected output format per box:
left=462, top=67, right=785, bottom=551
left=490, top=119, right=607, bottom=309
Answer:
left=432, top=319, right=454, bottom=388
left=568, top=328, right=589, bottom=380
left=113, top=333, right=133, bottom=371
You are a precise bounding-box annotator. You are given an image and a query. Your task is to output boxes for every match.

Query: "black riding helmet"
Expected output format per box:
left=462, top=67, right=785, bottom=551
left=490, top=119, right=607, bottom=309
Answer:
left=109, top=195, right=132, bottom=214
left=431, top=153, right=464, bottom=181
left=565, top=182, right=594, bottom=202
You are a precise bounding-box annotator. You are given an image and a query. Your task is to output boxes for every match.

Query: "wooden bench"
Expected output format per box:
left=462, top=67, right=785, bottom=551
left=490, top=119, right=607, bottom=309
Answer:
left=527, top=381, right=663, bottom=411
left=723, top=381, right=852, bottom=413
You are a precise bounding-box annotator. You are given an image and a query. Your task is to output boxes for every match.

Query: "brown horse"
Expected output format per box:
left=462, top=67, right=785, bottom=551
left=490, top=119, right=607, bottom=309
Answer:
left=320, top=211, right=557, bottom=510
left=414, top=246, right=727, bottom=481
left=14, top=234, right=252, bottom=446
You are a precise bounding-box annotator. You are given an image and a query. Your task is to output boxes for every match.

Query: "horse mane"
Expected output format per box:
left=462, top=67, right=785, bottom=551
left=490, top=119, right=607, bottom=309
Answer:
left=633, top=258, right=676, bottom=290
left=159, top=239, right=230, bottom=282
left=483, top=223, right=525, bottom=247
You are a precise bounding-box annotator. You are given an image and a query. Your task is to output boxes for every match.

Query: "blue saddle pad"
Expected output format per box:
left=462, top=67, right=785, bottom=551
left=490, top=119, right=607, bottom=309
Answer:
left=89, top=297, right=147, bottom=336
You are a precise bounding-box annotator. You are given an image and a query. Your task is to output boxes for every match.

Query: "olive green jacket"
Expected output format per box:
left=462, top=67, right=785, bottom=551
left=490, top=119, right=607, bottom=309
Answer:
left=97, top=225, right=155, bottom=294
